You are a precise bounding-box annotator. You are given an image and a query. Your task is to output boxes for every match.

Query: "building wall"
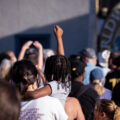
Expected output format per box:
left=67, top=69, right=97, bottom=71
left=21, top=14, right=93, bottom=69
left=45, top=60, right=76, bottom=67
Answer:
left=0, top=0, right=93, bottom=56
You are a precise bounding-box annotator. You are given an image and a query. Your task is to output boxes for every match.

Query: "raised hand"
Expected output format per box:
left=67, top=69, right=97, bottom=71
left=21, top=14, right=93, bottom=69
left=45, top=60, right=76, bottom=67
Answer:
left=18, top=41, right=33, bottom=60
left=22, top=40, right=33, bottom=50
left=33, top=41, right=42, bottom=49
left=54, top=25, right=63, bottom=38
left=54, top=25, right=64, bottom=55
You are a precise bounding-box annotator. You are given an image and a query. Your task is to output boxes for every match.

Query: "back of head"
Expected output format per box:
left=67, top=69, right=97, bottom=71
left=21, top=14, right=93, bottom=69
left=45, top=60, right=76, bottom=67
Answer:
left=90, top=68, right=104, bottom=96
left=0, top=81, right=21, bottom=120
left=95, top=99, right=120, bottom=120
left=68, top=54, right=81, bottom=62
left=79, top=48, right=96, bottom=63
left=12, top=60, right=38, bottom=95
left=90, top=68, right=104, bottom=83
left=109, top=52, right=119, bottom=69
left=0, top=52, right=11, bottom=63
left=45, top=55, right=71, bottom=83
left=43, top=49, right=55, bottom=61
left=112, top=82, right=120, bottom=106
left=112, top=55, right=120, bottom=68
left=70, top=59, right=86, bottom=80
left=24, top=47, right=38, bottom=66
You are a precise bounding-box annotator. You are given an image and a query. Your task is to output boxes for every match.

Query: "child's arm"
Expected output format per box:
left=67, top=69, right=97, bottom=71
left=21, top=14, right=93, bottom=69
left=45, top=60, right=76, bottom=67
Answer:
left=33, top=41, right=43, bottom=70
left=24, top=85, right=52, bottom=100
left=54, top=25, right=64, bottom=55
left=18, top=41, right=33, bottom=61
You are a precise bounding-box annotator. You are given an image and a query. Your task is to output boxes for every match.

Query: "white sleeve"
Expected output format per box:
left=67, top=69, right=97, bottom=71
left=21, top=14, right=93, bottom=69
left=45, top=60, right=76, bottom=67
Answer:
left=48, top=81, right=58, bottom=95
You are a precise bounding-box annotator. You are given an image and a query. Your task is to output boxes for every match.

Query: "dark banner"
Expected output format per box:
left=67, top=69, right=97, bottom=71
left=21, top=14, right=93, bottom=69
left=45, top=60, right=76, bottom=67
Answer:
left=99, top=3, right=120, bottom=52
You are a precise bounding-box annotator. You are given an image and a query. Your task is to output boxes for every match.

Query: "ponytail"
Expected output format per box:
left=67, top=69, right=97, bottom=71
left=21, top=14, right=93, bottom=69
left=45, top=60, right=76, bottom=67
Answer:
left=95, top=99, right=120, bottom=120
left=114, top=107, right=120, bottom=120
left=92, top=80, right=105, bottom=96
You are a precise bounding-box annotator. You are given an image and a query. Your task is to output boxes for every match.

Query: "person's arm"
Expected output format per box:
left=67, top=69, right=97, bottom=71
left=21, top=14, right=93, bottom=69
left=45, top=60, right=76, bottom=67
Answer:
left=33, top=41, right=43, bottom=70
left=24, top=85, right=52, bottom=100
left=54, top=25, right=64, bottom=55
left=37, top=68, right=47, bottom=85
left=65, top=97, right=85, bottom=120
left=18, top=41, right=33, bottom=61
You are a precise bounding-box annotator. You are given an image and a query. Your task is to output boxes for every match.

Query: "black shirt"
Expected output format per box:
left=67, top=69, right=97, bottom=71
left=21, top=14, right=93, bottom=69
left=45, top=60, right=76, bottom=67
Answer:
left=105, top=69, right=120, bottom=91
left=69, top=81, right=99, bottom=120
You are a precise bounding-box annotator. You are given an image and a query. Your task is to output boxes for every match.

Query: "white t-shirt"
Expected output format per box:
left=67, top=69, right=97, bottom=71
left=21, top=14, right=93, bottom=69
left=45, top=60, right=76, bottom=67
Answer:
left=19, top=96, right=68, bottom=120
left=48, top=81, right=71, bottom=106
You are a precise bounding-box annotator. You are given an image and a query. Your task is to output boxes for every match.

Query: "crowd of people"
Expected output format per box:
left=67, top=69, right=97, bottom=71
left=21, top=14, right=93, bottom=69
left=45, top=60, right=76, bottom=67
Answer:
left=0, top=25, right=120, bottom=120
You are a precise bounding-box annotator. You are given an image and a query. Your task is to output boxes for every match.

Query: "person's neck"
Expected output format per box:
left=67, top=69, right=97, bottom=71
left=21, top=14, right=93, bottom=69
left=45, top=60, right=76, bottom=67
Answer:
left=74, top=76, right=83, bottom=83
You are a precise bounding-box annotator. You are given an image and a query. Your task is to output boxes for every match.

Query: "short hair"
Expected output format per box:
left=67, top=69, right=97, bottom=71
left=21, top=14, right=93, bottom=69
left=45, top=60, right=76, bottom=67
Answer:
left=24, top=47, right=38, bottom=66
left=112, top=82, right=120, bottom=106
left=0, top=81, right=21, bottom=120
left=43, top=49, right=55, bottom=61
left=12, top=60, right=38, bottom=95
left=70, top=59, right=86, bottom=80
left=45, top=55, right=71, bottom=84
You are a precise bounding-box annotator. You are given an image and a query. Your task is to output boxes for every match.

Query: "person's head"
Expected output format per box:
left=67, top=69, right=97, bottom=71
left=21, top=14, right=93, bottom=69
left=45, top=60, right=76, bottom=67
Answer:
left=90, top=68, right=104, bottom=85
left=80, top=48, right=97, bottom=65
left=0, top=52, right=11, bottom=63
left=112, top=55, right=120, bottom=70
left=98, top=50, right=111, bottom=68
left=90, top=68, right=105, bottom=96
left=70, top=59, right=86, bottom=82
left=0, top=81, right=21, bottom=120
left=43, top=49, right=55, bottom=63
left=94, top=99, right=120, bottom=120
left=12, top=60, right=38, bottom=96
left=45, top=55, right=71, bottom=83
left=109, top=52, right=119, bottom=70
left=68, top=54, right=81, bottom=62
left=0, top=59, right=12, bottom=82
left=24, top=47, right=38, bottom=66
left=112, top=82, right=120, bottom=106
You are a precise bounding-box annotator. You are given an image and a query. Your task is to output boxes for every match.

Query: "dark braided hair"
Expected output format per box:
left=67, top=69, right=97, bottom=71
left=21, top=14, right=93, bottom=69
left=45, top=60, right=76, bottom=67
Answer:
left=45, top=55, right=71, bottom=84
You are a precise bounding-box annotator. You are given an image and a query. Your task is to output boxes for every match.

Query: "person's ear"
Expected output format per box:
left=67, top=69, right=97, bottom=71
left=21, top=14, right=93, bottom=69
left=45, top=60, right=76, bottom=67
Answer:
left=100, top=112, right=106, bottom=118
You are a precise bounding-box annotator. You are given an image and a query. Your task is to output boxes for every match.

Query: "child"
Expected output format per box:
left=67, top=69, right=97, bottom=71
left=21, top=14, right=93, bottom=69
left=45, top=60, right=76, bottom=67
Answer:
left=25, top=55, right=71, bottom=106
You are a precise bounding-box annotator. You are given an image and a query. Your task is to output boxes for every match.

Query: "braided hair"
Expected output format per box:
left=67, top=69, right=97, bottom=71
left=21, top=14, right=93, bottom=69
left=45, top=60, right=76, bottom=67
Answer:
left=45, top=55, right=71, bottom=85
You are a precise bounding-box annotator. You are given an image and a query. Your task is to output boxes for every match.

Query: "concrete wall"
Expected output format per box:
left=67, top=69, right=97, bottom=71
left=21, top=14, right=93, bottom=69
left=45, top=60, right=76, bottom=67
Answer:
left=0, top=0, right=91, bottom=57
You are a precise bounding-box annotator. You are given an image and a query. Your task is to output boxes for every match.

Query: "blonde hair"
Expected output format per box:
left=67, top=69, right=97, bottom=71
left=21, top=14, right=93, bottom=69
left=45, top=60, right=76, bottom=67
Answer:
left=91, top=80, right=105, bottom=96
left=95, top=99, right=120, bottom=120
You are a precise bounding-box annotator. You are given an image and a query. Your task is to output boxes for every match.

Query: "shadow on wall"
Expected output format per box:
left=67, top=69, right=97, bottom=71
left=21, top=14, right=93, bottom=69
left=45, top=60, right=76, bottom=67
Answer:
left=0, top=14, right=89, bottom=57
